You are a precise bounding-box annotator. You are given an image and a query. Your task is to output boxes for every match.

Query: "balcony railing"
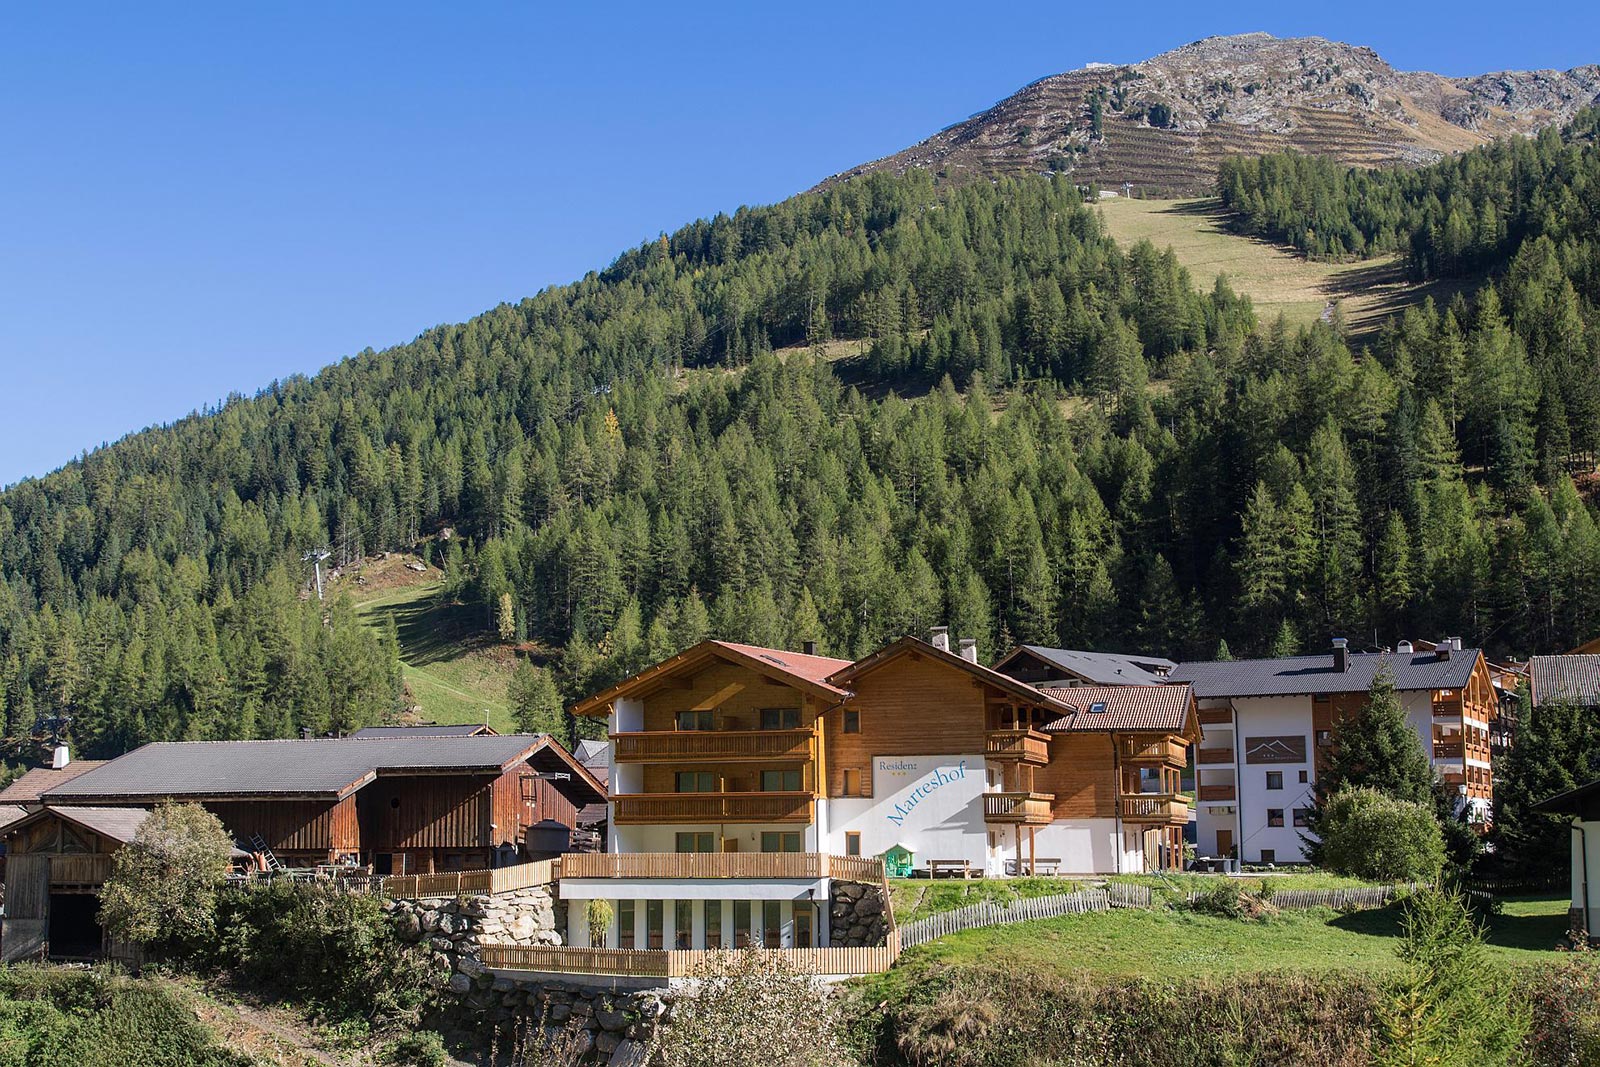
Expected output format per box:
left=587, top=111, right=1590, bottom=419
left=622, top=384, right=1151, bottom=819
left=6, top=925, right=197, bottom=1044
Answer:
left=1119, top=793, right=1191, bottom=824
left=611, top=729, right=814, bottom=763
left=1433, top=741, right=1464, bottom=760
left=478, top=942, right=899, bottom=978
left=556, top=852, right=883, bottom=881
left=981, top=791, right=1054, bottom=824
left=611, top=792, right=813, bottom=825
left=1118, top=736, right=1188, bottom=765
left=1196, top=784, right=1236, bottom=802
left=1196, top=747, right=1234, bottom=765
left=984, top=728, right=1050, bottom=764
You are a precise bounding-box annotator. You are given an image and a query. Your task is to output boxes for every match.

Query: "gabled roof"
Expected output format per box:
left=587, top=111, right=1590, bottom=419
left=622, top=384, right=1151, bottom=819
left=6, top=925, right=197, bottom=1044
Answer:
left=570, top=640, right=854, bottom=717
left=1532, top=777, right=1600, bottom=818
left=998, top=646, right=1176, bottom=686
left=43, top=735, right=552, bottom=803
left=0, top=804, right=29, bottom=833
left=0, top=761, right=110, bottom=804
left=828, top=636, right=1076, bottom=711
left=1529, top=654, right=1600, bottom=708
left=348, top=724, right=497, bottom=738
left=523, top=736, right=609, bottom=804
left=574, top=739, right=611, bottom=787
left=1, top=804, right=153, bottom=844
left=1168, top=649, right=1483, bottom=699
left=1036, top=683, right=1197, bottom=736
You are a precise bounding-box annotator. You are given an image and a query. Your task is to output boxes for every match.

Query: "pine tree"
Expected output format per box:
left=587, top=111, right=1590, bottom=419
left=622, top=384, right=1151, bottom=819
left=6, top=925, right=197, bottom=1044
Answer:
left=507, top=659, right=565, bottom=736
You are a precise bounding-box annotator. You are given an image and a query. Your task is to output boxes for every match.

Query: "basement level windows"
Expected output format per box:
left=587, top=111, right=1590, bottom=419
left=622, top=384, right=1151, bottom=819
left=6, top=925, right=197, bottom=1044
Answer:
left=676, top=832, right=715, bottom=853
left=676, top=710, right=713, bottom=731
left=845, top=832, right=862, bottom=857
left=618, top=900, right=636, bottom=949
left=675, top=771, right=717, bottom=793
left=705, top=901, right=722, bottom=949
left=761, top=708, right=801, bottom=730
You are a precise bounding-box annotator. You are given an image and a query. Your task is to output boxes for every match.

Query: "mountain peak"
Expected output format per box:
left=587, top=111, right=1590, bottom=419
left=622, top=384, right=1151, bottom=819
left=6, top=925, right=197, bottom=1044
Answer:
left=820, top=34, right=1600, bottom=195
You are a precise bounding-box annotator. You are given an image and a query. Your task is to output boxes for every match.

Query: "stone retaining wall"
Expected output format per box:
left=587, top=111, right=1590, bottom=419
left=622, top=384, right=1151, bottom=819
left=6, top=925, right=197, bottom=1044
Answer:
left=830, top=879, right=889, bottom=946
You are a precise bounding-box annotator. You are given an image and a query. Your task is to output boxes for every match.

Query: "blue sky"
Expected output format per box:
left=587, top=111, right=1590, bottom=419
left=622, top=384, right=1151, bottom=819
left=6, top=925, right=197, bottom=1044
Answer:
left=3, top=2, right=1598, bottom=486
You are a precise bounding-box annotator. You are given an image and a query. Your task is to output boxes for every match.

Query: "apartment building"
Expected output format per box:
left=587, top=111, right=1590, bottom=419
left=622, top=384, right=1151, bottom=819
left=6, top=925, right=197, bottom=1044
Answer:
left=561, top=633, right=1198, bottom=951
left=1168, top=638, right=1498, bottom=864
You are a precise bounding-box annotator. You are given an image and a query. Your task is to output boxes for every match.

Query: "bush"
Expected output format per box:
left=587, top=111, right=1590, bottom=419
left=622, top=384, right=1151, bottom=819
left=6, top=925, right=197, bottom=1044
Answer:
left=206, top=882, right=435, bottom=1024
left=98, top=802, right=233, bottom=953
left=1520, top=958, right=1600, bottom=1066
left=1185, top=880, right=1278, bottom=921
left=654, top=948, right=845, bottom=1067
left=1320, top=787, right=1445, bottom=883
left=383, top=1030, right=448, bottom=1066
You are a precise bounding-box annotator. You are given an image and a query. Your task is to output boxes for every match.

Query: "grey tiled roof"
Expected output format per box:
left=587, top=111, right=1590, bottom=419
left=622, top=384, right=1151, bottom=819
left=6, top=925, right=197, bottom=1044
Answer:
left=0, top=761, right=110, bottom=803
left=1529, top=654, right=1600, bottom=707
left=1037, top=684, right=1195, bottom=733
left=1169, top=649, right=1480, bottom=699
left=43, top=735, right=548, bottom=801
left=348, top=724, right=496, bottom=738
left=1009, top=646, right=1176, bottom=685
left=46, top=805, right=152, bottom=843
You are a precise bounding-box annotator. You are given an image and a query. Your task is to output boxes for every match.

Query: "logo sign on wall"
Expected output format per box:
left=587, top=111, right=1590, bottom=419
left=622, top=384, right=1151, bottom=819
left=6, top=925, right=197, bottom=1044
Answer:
left=877, top=758, right=970, bottom=828
left=1243, top=736, right=1308, bottom=764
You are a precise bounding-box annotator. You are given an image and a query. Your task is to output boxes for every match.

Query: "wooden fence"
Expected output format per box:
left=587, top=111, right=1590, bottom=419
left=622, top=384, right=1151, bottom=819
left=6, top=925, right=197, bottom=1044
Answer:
left=1250, top=884, right=1413, bottom=910
left=227, top=859, right=556, bottom=899
left=478, top=943, right=899, bottom=978
left=898, top=883, right=1152, bottom=948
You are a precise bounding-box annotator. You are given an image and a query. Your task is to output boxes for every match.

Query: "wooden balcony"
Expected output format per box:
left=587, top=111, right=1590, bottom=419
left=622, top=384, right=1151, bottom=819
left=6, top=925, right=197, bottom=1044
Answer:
left=1118, top=736, right=1188, bottom=765
left=1198, top=707, right=1234, bottom=726
left=1196, top=747, right=1234, bottom=765
left=1433, top=741, right=1464, bottom=760
left=1119, top=793, right=1191, bottom=824
left=985, top=728, right=1050, bottom=764
left=1196, top=784, right=1236, bottom=802
left=611, top=729, right=814, bottom=763
left=556, top=852, right=883, bottom=881
left=478, top=942, right=899, bottom=978
left=611, top=792, right=813, bottom=825
left=982, top=791, right=1054, bottom=824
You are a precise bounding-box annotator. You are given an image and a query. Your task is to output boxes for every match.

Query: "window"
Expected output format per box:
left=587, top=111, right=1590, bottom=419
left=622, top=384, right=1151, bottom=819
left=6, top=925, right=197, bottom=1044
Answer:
left=843, top=710, right=861, bottom=734
left=793, top=903, right=813, bottom=948
left=761, top=769, right=802, bottom=792
left=1298, top=770, right=1309, bottom=784
left=674, top=900, right=693, bottom=950
left=618, top=900, right=635, bottom=949
left=676, top=710, right=713, bottom=731
left=646, top=899, right=663, bottom=949
left=1293, top=807, right=1311, bottom=828
left=1266, top=771, right=1283, bottom=791
left=761, top=707, right=800, bottom=730
left=763, top=900, right=784, bottom=948
left=1267, top=808, right=1284, bottom=828
left=845, top=832, right=861, bottom=857
left=1260, top=849, right=1276, bottom=864
left=675, top=771, right=716, bottom=793
left=676, top=832, right=715, bottom=853
left=704, top=901, right=722, bottom=949
left=733, top=901, right=752, bottom=948
left=842, top=768, right=860, bottom=795
left=761, top=831, right=802, bottom=853
left=1315, top=729, right=1332, bottom=748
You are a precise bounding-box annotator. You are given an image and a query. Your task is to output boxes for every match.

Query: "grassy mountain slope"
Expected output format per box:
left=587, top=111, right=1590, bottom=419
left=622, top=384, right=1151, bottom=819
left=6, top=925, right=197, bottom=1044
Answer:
left=822, top=33, right=1600, bottom=196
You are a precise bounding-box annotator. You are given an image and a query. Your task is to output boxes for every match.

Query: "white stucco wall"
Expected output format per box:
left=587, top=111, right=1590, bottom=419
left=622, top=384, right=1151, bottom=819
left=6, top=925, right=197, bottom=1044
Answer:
left=1232, top=695, right=1317, bottom=863
left=1572, top=820, right=1600, bottom=932
left=823, top=755, right=991, bottom=867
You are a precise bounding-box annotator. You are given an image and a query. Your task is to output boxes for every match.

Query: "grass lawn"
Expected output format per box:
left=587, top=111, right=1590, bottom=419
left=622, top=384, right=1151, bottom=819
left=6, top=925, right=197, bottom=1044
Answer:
left=1095, top=197, right=1466, bottom=341
left=892, top=894, right=1572, bottom=979
left=1108, top=871, right=1379, bottom=893
left=351, top=574, right=518, bottom=733
left=890, top=877, right=1083, bottom=924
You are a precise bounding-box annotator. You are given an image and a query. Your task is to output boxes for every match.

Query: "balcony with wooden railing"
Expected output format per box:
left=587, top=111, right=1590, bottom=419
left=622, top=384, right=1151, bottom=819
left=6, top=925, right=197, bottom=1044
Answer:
left=1118, top=736, right=1188, bottom=766
left=611, top=791, right=813, bottom=825
left=984, top=728, right=1050, bottom=764
left=981, top=791, right=1054, bottom=824
left=1196, top=784, right=1236, bottom=802
left=1119, top=793, right=1191, bottom=824
left=1196, top=747, right=1234, bottom=765
left=1433, top=740, right=1464, bottom=760
left=556, top=852, right=883, bottom=881
left=611, top=729, right=815, bottom=763
left=1198, top=707, right=1234, bottom=726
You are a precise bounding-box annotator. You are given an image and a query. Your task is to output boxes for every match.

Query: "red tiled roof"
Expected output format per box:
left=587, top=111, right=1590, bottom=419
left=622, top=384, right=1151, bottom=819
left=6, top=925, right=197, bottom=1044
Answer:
left=0, top=761, right=109, bottom=803
left=711, top=641, right=854, bottom=693
left=1037, top=684, right=1196, bottom=734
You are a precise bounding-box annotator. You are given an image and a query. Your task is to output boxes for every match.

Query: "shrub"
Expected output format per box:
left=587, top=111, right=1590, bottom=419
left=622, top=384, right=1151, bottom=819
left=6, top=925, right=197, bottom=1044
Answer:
left=654, top=948, right=845, bottom=1067
left=1185, top=880, right=1278, bottom=921
left=585, top=898, right=613, bottom=947
left=1520, top=958, right=1600, bottom=1066
left=1320, top=787, right=1445, bottom=883
left=98, top=802, right=233, bottom=953
left=207, top=882, right=434, bottom=1024
left=384, top=1030, right=448, bottom=1066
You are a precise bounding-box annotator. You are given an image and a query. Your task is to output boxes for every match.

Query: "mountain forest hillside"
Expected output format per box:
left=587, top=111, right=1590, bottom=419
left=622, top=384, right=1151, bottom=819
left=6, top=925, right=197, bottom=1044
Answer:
left=4, top=111, right=1600, bottom=757
left=824, top=33, right=1600, bottom=195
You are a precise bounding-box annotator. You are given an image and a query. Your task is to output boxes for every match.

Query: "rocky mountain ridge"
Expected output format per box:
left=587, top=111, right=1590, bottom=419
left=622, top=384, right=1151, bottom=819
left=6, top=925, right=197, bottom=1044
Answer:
left=820, top=33, right=1600, bottom=194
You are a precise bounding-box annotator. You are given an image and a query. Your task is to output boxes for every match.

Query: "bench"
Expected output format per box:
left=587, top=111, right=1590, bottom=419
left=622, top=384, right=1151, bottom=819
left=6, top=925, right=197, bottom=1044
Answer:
left=928, top=859, right=981, bottom=879
left=1005, top=858, right=1062, bottom=877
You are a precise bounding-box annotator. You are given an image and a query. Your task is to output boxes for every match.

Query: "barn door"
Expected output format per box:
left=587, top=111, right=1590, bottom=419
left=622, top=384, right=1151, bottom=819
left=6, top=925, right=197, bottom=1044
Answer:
left=2, top=855, right=50, bottom=962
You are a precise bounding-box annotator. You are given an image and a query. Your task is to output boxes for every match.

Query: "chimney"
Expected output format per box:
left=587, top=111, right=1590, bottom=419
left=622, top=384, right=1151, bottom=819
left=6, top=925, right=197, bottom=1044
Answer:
left=802, top=640, right=818, bottom=657
left=1332, top=637, right=1349, bottom=673
left=51, top=743, right=71, bottom=770
left=930, top=626, right=951, bottom=653
left=1450, top=636, right=1463, bottom=652
left=958, top=637, right=979, bottom=664
left=1436, top=640, right=1452, bottom=662
left=1396, top=640, right=1413, bottom=654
